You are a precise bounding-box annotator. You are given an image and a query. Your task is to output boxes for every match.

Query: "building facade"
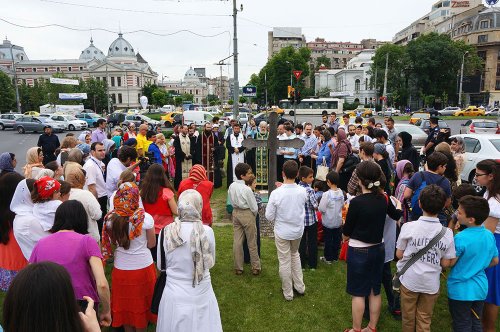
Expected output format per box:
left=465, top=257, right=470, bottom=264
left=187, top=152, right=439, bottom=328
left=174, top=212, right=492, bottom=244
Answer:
left=0, top=34, right=158, bottom=110
left=268, top=27, right=306, bottom=59
left=160, top=67, right=210, bottom=105
left=314, top=49, right=377, bottom=105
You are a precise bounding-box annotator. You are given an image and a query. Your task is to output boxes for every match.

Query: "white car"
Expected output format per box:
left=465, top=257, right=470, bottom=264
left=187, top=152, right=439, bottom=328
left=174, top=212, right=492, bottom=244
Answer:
left=50, top=114, right=88, bottom=131
left=437, top=106, right=461, bottom=116
left=377, top=108, right=401, bottom=116
left=460, top=119, right=499, bottom=135
left=450, top=134, right=500, bottom=188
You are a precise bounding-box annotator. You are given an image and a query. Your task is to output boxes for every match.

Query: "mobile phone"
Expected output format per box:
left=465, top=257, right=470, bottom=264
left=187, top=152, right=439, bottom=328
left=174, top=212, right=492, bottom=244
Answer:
left=77, top=299, right=88, bottom=312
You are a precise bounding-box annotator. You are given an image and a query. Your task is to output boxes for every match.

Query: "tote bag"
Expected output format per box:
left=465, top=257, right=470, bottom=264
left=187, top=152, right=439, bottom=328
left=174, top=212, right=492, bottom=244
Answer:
left=316, top=157, right=329, bottom=181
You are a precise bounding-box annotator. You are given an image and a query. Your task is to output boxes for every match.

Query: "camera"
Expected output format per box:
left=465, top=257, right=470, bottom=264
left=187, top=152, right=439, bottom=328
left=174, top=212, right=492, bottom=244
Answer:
left=138, top=152, right=154, bottom=177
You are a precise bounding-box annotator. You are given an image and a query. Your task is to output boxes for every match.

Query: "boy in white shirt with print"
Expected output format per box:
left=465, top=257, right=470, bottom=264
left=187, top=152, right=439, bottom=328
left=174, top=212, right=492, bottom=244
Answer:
left=396, top=184, right=456, bottom=332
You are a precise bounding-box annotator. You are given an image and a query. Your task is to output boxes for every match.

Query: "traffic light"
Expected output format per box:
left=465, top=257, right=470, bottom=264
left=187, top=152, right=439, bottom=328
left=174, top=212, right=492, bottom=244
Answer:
left=288, top=86, right=295, bottom=104
left=295, top=90, right=301, bottom=104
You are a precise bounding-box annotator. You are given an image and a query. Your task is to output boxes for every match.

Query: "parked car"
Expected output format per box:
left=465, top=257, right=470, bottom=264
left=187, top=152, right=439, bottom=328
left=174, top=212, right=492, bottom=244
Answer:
left=450, top=134, right=500, bottom=191
left=454, top=106, right=485, bottom=116
left=107, top=112, right=126, bottom=128
left=49, top=114, right=88, bottom=131
left=417, top=107, right=439, bottom=116
left=377, top=108, right=401, bottom=117
left=15, top=116, right=45, bottom=134
left=161, top=111, right=183, bottom=128
left=121, top=114, right=160, bottom=131
left=253, top=112, right=292, bottom=127
left=460, top=119, right=499, bottom=135
left=0, top=113, right=22, bottom=130
left=76, top=113, right=105, bottom=127
left=415, top=119, right=451, bottom=135
left=345, top=106, right=373, bottom=118
left=409, top=112, right=430, bottom=124
left=36, top=117, right=65, bottom=133
left=23, top=111, right=40, bottom=116
left=394, top=123, right=427, bottom=149
left=437, top=106, right=461, bottom=116
left=486, top=108, right=499, bottom=117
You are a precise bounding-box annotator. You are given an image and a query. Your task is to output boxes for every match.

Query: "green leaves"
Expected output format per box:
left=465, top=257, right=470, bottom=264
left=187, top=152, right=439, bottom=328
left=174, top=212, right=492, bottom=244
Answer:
left=0, top=72, right=16, bottom=113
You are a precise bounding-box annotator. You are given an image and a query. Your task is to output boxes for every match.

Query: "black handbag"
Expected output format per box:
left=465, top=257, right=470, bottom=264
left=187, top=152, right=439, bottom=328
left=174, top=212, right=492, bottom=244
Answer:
left=151, top=229, right=167, bottom=314
left=340, top=153, right=360, bottom=173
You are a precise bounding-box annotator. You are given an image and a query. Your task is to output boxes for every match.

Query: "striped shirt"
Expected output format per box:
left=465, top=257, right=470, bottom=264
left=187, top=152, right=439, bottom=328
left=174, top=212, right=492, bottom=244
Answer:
left=299, top=181, right=318, bottom=226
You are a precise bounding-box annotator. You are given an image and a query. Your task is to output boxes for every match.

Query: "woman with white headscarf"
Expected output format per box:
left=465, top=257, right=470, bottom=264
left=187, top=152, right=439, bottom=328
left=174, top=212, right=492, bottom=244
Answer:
left=156, top=189, right=222, bottom=332
left=11, top=178, right=50, bottom=260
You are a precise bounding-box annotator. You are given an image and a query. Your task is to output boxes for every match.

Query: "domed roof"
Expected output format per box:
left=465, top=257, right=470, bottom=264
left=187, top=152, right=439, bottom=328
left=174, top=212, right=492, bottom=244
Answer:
left=184, top=67, right=200, bottom=82
left=108, top=33, right=135, bottom=58
left=79, top=38, right=105, bottom=61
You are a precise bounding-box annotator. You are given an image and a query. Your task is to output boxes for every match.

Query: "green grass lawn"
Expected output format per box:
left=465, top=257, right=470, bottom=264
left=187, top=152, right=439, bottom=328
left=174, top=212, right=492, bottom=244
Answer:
left=2, top=186, right=499, bottom=331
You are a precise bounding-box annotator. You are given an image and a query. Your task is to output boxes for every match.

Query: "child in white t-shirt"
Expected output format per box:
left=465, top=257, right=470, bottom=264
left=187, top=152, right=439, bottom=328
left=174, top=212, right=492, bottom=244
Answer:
left=396, top=184, right=456, bottom=332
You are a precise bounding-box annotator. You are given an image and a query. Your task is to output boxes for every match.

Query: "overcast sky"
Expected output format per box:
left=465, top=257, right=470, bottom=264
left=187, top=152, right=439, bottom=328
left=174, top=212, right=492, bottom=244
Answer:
left=2, top=0, right=434, bottom=84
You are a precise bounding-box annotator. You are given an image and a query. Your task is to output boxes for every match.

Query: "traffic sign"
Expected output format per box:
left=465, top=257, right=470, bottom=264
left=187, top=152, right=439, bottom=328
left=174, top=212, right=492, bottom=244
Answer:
left=242, top=85, right=257, bottom=97
left=293, top=70, right=303, bottom=81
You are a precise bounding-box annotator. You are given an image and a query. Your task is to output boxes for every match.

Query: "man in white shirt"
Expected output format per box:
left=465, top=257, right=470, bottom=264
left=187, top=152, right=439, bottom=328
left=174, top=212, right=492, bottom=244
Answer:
left=83, top=142, right=108, bottom=236
left=228, top=163, right=260, bottom=275
left=105, top=146, right=140, bottom=198
left=265, top=160, right=307, bottom=301
left=374, top=128, right=395, bottom=165
left=347, top=124, right=360, bottom=154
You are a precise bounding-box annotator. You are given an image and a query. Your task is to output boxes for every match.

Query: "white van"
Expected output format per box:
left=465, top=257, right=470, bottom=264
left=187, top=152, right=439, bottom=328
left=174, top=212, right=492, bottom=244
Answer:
left=183, top=111, right=213, bottom=126
left=161, top=105, right=175, bottom=112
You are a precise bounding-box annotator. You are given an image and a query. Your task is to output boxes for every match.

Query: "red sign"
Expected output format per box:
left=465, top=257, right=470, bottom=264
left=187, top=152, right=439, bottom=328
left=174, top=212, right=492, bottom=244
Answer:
left=293, top=70, right=303, bottom=81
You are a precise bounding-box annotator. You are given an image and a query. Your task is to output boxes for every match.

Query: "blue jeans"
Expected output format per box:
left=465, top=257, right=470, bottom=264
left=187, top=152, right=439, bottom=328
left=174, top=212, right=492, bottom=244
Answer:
left=323, top=226, right=342, bottom=261
left=448, top=298, right=483, bottom=332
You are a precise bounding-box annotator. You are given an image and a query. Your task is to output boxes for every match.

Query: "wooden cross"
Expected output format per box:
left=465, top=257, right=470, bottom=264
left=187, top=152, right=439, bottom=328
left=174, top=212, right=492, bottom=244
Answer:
left=242, top=112, right=304, bottom=194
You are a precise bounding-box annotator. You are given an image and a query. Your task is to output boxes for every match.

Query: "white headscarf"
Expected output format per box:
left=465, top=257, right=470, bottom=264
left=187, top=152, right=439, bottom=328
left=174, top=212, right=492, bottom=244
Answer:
left=10, top=179, right=34, bottom=216
left=163, top=189, right=214, bottom=287
left=33, top=169, right=55, bottom=180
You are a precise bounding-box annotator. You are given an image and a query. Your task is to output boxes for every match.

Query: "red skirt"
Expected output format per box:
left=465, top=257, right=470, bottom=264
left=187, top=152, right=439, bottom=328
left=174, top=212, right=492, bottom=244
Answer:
left=111, top=264, right=157, bottom=328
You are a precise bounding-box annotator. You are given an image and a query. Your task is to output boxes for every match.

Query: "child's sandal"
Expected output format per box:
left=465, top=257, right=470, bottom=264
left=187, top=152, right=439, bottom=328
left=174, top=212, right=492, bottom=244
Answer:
left=362, top=326, right=376, bottom=332
left=343, top=329, right=362, bottom=332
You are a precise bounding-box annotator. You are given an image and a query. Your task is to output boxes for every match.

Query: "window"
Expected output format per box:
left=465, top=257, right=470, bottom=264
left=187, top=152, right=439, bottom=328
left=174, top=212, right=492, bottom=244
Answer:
left=111, top=94, right=116, bottom=103
left=478, top=35, right=488, bottom=43
left=68, top=67, right=72, bottom=72
left=355, top=79, right=360, bottom=92
left=44, top=68, right=48, bottom=72
left=33, top=68, right=36, bottom=72
left=136, top=77, right=140, bottom=86
left=118, top=93, right=123, bottom=104
left=111, top=77, right=115, bottom=87
left=464, top=137, right=482, bottom=153
left=496, top=80, right=500, bottom=90
left=57, top=67, right=60, bottom=72
left=117, top=77, right=122, bottom=87
left=480, top=20, right=489, bottom=29
left=79, top=67, right=83, bottom=71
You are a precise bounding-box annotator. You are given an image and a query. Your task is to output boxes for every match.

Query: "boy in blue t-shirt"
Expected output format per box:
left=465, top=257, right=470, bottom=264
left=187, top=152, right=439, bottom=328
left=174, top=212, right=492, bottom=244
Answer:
left=448, top=195, right=499, bottom=332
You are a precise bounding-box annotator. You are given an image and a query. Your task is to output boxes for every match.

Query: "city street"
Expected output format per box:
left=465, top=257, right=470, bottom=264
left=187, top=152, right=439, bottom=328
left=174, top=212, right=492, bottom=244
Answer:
left=0, top=118, right=470, bottom=173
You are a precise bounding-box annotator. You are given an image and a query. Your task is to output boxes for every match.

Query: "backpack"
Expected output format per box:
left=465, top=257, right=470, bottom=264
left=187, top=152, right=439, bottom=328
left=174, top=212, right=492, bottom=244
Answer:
left=410, top=172, right=445, bottom=220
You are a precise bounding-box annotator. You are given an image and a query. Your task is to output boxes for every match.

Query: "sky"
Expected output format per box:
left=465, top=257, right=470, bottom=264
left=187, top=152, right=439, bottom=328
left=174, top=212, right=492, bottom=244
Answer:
left=1, top=0, right=435, bottom=84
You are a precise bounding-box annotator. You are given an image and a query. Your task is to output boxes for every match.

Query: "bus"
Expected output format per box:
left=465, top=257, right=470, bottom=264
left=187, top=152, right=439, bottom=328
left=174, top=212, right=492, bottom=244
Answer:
left=278, top=98, right=344, bottom=116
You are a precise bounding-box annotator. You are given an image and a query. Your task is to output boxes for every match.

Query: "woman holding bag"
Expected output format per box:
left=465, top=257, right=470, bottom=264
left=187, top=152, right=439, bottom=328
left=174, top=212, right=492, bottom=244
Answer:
left=155, top=189, right=222, bottom=332
left=313, top=129, right=333, bottom=180
left=330, top=128, right=352, bottom=191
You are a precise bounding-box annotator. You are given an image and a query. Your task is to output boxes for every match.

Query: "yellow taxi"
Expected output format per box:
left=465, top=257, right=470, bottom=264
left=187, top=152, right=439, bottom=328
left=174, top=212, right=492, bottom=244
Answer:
left=409, top=112, right=430, bottom=124
left=161, top=111, right=183, bottom=125
left=345, top=106, right=373, bottom=118
left=454, top=106, right=485, bottom=116
left=23, top=111, right=40, bottom=116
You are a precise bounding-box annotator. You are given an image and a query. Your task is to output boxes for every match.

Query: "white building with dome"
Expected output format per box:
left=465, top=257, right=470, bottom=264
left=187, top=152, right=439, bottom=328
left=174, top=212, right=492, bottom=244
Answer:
left=314, top=49, right=377, bottom=105
left=160, top=67, right=211, bottom=104
left=0, top=33, right=157, bottom=110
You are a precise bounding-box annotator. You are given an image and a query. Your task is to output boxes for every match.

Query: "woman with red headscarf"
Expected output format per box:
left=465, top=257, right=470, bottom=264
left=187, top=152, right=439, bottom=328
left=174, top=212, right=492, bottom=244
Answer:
left=177, top=165, right=214, bottom=226
left=102, top=182, right=157, bottom=331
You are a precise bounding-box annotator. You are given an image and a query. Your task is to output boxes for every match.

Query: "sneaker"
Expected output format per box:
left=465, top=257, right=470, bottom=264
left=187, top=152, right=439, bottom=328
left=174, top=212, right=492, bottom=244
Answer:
left=320, top=257, right=333, bottom=265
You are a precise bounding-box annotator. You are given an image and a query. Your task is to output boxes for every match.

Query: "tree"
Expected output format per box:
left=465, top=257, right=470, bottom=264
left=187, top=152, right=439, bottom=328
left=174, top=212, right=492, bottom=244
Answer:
left=81, top=78, right=108, bottom=112
left=0, top=72, right=15, bottom=113
left=141, top=83, right=158, bottom=104
left=151, top=89, right=168, bottom=107
left=174, top=97, right=183, bottom=107
left=181, top=93, right=194, bottom=102
left=315, top=55, right=331, bottom=70
left=239, top=96, right=247, bottom=104
left=317, top=87, right=331, bottom=98
left=228, top=99, right=234, bottom=105
left=248, top=46, right=311, bottom=105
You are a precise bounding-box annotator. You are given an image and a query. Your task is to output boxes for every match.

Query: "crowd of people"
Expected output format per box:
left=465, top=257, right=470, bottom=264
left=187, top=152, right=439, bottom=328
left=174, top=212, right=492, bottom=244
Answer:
left=0, top=112, right=499, bottom=332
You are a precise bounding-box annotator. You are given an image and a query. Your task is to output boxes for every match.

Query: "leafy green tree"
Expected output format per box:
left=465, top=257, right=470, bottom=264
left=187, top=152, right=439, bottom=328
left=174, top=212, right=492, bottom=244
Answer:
left=315, top=55, right=331, bottom=70
left=81, top=78, right=108, bottom=112
left=207, top=94, right=219, bottom=104
left=174, top=97, right=183, bottom=107
left=317, top=87, right=331, bottom=98
left=151, top=89, right=168, bottom=107
left=181, top=93, right=194, bottom=102
left=239, top=96, right=247, bottom=104
left=228, top=99, right=234, bottom=105
left=141, top=84, right=158, bottom=104
left=0, top=72, right=15, bottom=113
left=248, top=46, right=311, bottom=105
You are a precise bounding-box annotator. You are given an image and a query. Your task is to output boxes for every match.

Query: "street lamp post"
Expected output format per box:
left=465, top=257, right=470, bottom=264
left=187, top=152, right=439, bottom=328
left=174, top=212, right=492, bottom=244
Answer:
left=8, top=43, right=21, bottom=113
left=458, top=51, right=469, bottom=108
left=232, top=0, right=242, bottom=119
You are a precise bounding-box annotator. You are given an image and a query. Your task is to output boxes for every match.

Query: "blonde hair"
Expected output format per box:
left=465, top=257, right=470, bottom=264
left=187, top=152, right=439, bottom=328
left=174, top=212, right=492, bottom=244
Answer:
left=435, top=142, right=452, bottom=154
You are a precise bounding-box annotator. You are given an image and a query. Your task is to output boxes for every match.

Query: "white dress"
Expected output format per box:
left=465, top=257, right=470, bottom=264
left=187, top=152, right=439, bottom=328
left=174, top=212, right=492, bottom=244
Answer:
left=156, top=223, right=222, bottom=332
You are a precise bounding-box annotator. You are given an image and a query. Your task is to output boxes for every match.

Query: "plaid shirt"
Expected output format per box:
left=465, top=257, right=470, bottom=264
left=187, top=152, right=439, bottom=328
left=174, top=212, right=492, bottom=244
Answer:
left=299, top=181, right=318, bottom=226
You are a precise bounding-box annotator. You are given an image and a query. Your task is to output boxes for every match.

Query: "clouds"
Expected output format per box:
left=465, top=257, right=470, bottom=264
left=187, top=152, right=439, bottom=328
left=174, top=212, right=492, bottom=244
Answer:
left=1, top=0, right=431, bottom=84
